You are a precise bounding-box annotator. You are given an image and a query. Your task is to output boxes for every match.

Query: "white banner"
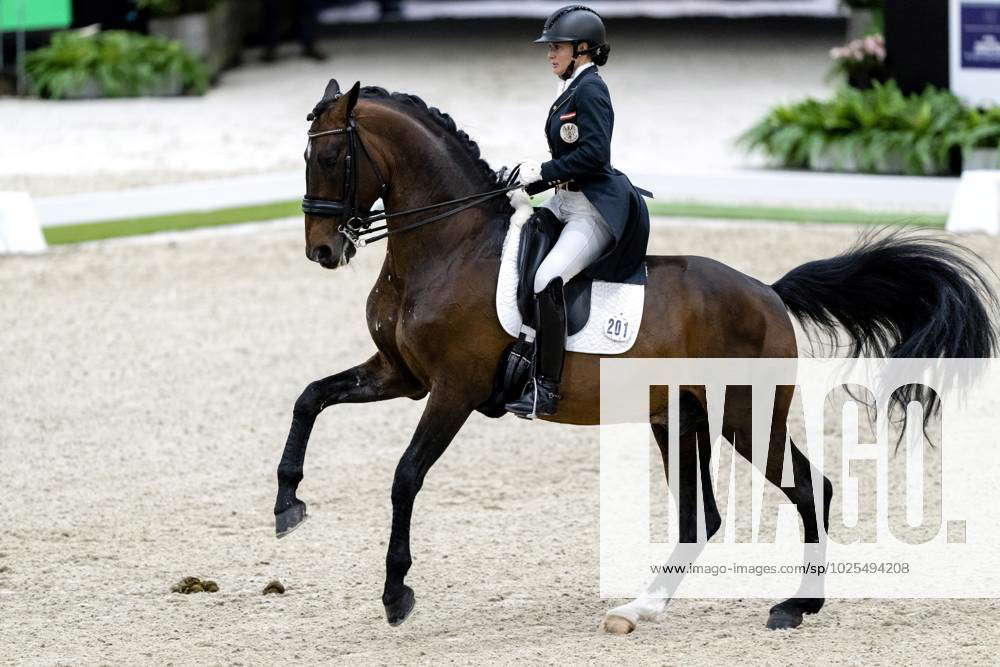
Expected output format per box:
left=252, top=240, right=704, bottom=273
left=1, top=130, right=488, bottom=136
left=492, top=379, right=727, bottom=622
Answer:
left=950, top=0, right=1000, bottom=105
left=600, top=357, right=1000, bottom=598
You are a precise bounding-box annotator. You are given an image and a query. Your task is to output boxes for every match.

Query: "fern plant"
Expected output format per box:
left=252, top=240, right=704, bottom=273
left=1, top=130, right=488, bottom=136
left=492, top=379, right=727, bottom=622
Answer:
left=737, top=81, right=996, bottom=176
left=25, top=30, right=208, bottom=99
left=22, top=31, right=100, bottom=99
left=964, top=106, right=1000, bottom=165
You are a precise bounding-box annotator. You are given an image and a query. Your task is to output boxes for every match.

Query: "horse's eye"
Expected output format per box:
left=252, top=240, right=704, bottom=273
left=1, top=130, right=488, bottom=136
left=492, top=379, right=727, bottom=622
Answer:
left=321, top=151, right=341, bottom=168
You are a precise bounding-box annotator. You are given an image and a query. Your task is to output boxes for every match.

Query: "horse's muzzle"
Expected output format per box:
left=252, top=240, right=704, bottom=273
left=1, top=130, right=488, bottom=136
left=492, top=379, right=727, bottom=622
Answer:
left=308, top=240, right=356, bottom=269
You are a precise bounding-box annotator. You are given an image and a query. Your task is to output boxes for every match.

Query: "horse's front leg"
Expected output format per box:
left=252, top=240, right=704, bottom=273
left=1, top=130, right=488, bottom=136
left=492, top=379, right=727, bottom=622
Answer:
left=382, top=388, right=474, bottom=626
left=274, top=352, right=421, bottom=537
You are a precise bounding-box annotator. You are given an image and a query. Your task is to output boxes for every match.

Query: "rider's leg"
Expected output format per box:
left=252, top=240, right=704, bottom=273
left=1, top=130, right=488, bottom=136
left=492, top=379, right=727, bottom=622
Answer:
left=506, top=193, right=612, bottom=418
left=532, top=213, right=613, bottom=293
left=518, top=276, right=566, bottom=416
left=538, top=188, right=563, bottom=219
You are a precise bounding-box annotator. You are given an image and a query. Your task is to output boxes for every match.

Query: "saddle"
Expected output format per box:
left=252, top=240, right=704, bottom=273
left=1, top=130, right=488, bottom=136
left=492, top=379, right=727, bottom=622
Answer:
left=476, top=206, right=647, bottom=418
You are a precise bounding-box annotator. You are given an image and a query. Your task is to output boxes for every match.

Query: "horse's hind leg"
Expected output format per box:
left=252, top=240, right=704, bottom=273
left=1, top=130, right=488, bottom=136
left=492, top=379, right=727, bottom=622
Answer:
left=729, top=386, right=833, bottom=629
left=274, top=352, right=421, bottom=537
left=601, top=401, right=721, bottom=635
left=763, top=437, right=833, bottom=629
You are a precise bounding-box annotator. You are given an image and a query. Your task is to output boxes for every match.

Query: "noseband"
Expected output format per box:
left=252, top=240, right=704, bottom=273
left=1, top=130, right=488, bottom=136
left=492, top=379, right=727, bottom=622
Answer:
left=302, top=111, right=542, bottom=249
left=303, top=113, right=390, bottom=246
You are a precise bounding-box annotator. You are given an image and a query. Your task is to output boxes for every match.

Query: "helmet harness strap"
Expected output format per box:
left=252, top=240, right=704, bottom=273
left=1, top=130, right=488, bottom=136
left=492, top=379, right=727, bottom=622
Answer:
left=560, top=41, right=603, bottom=81
left=560, top=41, right=580, bottom=81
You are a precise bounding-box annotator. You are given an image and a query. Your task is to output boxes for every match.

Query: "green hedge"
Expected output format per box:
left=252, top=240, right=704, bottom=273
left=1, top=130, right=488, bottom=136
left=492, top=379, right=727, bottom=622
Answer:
left=737, top=81, right=1000, bottom=176
left=25, top=30, right=208, bottom=99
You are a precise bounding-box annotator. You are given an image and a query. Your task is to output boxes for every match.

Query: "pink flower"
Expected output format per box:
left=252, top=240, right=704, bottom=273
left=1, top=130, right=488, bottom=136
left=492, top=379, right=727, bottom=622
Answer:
left=830, top=34, right=886, bottom=63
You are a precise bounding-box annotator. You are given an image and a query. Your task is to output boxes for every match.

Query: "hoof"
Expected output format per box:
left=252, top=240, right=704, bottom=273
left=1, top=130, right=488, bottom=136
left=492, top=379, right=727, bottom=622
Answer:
left=766, top=607, right=803, bottom=630
left=599, top=614, right=636, bottom=635
left=275, top=501, right=308, bottom=538
left=767, top=597, right=823, bottom=630
left=384, top=585, right=416, bottom=626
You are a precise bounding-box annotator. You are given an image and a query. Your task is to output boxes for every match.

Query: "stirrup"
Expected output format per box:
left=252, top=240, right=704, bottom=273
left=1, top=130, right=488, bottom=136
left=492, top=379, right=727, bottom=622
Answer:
left=505, top=376, right=560, bottom=419
left=505, top=377, right=540, bottom=419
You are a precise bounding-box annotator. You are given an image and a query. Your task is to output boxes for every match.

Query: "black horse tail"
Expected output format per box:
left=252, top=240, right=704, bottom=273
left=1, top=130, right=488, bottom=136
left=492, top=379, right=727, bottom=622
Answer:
left=771, top=228, right=999, bottom=428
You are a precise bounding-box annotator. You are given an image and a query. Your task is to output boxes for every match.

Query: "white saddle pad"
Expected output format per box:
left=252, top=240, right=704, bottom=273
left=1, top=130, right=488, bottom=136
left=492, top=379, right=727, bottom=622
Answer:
left=495, top=191, right=645, bottom=355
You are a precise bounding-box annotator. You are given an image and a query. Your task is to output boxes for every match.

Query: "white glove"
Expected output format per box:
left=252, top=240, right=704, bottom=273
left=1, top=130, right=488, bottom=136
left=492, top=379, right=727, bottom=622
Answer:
left=507, top=187, right=533, bottom=215
left=516, top=161, right=543, bottom=187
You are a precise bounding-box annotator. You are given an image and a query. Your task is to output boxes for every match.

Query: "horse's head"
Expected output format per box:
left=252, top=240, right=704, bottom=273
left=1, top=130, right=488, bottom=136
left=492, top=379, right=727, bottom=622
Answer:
left=303, top=79, right=386, bottom=269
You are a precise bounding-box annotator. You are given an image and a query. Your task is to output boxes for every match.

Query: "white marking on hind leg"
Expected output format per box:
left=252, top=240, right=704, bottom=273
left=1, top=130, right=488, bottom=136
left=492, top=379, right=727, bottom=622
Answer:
left=601, top=543, right=704, bottom=631
left=607, top=596, right=669, bottom=625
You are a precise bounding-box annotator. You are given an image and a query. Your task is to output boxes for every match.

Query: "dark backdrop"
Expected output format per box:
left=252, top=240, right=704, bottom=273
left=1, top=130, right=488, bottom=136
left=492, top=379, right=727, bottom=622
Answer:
left=884, top=0, right=950, bottom=93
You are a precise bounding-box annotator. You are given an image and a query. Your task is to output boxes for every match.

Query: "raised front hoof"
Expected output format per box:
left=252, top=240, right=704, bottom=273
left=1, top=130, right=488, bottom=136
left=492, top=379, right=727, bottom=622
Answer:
left=767, top=598, right=822, bottom=630
left=384, top=586, right=416, bottom=627
left=599, top=614, right=636, bottom=635
left=275, top=501, right=308, bottom=538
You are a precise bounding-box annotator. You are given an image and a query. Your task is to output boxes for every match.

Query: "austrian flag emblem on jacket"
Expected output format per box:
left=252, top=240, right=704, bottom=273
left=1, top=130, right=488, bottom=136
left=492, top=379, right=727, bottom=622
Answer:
left=559, top=111, right=576, bottom=121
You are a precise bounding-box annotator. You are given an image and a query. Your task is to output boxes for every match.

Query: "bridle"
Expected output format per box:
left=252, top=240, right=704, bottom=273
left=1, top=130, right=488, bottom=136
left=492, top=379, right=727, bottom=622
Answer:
left=302, top=110, right=531, bottom=249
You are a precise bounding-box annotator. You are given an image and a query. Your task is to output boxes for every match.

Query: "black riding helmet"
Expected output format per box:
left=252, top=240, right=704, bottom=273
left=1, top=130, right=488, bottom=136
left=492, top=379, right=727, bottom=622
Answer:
left=535, top=5, right=610, bottom=80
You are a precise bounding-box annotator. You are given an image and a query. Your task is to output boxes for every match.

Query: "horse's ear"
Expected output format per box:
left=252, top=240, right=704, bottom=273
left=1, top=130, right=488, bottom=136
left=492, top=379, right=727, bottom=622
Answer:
left=308, top=79, right=342, bottom=120
left=323, top=78, right=341, bottom=100
left=345, top=81, right=361, bottom=114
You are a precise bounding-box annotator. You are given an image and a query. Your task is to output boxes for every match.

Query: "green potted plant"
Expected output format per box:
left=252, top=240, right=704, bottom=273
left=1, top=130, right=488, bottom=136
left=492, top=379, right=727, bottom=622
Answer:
left=737, top=81, right=974, bottom=176
left=25, top=29, right=208, bottom=99
left=23, top=30, right=102, bottom=99
left=963, top=106, right=1000, bottom=170
left=138, top=0, right=242, bottom=78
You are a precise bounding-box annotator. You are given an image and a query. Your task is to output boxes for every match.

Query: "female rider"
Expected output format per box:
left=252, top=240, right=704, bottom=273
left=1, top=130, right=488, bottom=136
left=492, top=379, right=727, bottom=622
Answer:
left=505, top=5, right=651, bottom=419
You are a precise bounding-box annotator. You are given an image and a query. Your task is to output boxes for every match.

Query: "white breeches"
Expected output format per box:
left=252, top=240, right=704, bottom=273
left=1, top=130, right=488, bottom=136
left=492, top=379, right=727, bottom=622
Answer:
left=534, top=189, right=613, bottom=294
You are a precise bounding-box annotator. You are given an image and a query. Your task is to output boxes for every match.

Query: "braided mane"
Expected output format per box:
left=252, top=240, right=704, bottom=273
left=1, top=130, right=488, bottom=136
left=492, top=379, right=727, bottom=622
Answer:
left=310, top=85, right=514, bottom=246
left=311, top=86, right=504, bottom=192
left=360, top=86, right=504, bottom=190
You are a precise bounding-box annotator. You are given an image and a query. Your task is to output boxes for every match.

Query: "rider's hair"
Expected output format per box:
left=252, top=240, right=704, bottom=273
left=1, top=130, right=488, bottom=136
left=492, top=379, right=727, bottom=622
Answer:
left=589, top=43, right=610, bottom=66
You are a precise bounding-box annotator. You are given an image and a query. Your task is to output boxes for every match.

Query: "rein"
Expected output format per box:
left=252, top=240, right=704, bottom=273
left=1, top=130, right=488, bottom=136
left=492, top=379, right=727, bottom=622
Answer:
left=303, top=112, right=543, bottom=248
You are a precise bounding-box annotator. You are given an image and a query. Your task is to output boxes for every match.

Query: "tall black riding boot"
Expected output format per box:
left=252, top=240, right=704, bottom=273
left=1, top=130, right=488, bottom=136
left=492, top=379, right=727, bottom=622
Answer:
left=504, top=278, right=567, bottom=419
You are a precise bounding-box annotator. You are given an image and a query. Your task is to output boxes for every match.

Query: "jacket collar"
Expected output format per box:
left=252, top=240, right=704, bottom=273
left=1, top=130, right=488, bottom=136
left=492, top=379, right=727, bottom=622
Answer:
left=556, top=61, right=595, bottom=95
left=548, top=65, right=599, bottom=118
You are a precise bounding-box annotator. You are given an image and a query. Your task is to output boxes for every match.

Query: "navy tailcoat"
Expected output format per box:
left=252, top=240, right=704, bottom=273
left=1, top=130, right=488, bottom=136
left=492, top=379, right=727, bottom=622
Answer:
left=538, top=65, right=650, bottom=284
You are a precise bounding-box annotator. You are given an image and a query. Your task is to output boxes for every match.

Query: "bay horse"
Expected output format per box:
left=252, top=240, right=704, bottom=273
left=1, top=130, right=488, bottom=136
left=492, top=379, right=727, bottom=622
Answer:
left=274, top=79, right=998, bottom=633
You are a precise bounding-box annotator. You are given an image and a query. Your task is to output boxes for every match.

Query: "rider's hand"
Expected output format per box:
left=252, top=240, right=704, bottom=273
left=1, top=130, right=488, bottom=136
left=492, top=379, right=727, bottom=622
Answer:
left=516, top=161, right=543, bottom=187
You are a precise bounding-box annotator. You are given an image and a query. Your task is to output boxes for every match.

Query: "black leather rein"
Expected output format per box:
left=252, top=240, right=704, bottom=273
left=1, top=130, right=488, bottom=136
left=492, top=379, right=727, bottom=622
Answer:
left=303, top=112, right=541, bottom=248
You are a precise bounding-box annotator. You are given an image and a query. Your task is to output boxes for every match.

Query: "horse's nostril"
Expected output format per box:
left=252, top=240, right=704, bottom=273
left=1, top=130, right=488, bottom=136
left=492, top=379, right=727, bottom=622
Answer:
left=311, top=244, right=334, bottom=264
